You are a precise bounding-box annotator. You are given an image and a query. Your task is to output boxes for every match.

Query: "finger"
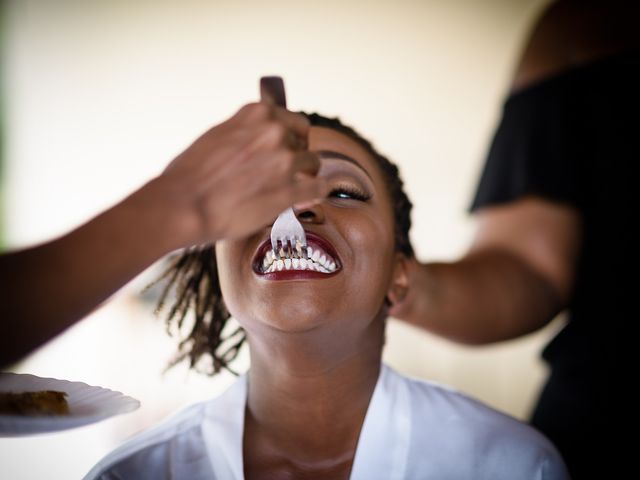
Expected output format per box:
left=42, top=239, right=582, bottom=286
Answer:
left=232, top=120, right=290, bottom=160
left=198, top=148, right=296, bottom=200
left=233, top=103, right=309, bottom=149
left=233, top=102, right=275, bottom=126
left=258, top=177, right=328, bottom=214
left=291, top=151, right=320, bottom=176
left=273, top=109, right=310, bottom=147
left=243, top=150, right=319, bottom=186
left=242, top=117, right=306, bottom=153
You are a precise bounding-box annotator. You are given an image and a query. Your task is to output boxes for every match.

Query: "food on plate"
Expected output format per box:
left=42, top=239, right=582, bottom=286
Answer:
left=0, top=390, right=69, bottom=415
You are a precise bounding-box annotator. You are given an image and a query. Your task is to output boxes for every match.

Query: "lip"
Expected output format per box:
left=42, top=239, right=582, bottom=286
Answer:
left=252, top=231, right=342, bottom=280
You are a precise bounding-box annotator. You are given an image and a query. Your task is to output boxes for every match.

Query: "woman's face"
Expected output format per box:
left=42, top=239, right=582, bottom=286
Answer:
left=216, top=126, right=404, bottom=338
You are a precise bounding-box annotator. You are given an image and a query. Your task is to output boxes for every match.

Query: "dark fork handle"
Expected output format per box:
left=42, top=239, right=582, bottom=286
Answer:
left=260, top=76, right=287, bottom=108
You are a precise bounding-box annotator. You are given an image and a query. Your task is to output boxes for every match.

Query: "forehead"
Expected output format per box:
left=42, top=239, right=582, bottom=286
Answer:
left=308, top=126, right=383, bottom=183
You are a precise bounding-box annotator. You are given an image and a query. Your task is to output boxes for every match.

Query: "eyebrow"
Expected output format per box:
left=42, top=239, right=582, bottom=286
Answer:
left=315, top=150, right=373, bottom=180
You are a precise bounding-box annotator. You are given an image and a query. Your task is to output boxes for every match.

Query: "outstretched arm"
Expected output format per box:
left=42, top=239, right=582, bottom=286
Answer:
left=0, top=102, right=325, bottom=366
left=390, top=197, right=580, bottom=344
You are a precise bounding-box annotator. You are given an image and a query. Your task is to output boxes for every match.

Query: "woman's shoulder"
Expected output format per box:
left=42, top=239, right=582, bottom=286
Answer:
left=84, top=375, right=248, bottom=480
left=393, top=367, right=545, bottom=439
left=384, top=366, right=569, bottom=477
left=83, top=401, right=210, bottom=480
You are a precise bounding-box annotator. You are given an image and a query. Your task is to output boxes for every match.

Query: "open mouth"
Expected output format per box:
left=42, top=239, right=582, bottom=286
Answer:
left=253, top=232, right=342, bottom=276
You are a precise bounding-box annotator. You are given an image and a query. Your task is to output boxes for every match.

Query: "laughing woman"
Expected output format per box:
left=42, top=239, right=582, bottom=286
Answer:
left=86, top=113, right=568, bottom=480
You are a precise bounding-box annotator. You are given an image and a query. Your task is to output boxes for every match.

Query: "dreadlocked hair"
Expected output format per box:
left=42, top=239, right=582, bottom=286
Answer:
left=155, top=112, right=414, bottom=376
left=153, top=246, right=243, bottom=375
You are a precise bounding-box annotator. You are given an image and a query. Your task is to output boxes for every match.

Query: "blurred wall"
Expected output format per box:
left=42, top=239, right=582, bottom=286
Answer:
left=0, top=0, right=557, bottom=478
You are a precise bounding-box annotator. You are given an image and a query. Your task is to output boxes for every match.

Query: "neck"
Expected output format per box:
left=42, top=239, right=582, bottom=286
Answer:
left=243, top=316, right=384, bottom=468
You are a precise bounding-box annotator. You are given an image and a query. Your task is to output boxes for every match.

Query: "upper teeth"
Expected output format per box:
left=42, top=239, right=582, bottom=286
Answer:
left=261, top=245, right=338, bottom=274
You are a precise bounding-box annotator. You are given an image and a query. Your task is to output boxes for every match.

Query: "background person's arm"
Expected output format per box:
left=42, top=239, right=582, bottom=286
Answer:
left=0, top=102, right=324, bottom=367
left=388, top=0, right=630, bottom=345
left=390, top=197, right=580, bottom=344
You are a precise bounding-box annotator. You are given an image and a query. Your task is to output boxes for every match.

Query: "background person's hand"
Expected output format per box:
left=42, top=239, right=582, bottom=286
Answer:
left=150, top=102, right=326, bottom=248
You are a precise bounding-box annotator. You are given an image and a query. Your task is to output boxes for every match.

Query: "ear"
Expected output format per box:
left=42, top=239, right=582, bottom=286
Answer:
left=385, top=253, right=409, bottom=308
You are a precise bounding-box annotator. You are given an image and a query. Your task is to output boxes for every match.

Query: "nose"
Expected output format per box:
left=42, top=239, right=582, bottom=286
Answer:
left=293, top=202, right=325, bottom=225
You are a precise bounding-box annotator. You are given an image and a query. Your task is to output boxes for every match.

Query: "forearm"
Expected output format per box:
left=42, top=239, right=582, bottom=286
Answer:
left=0, top=102, right=324, bottom=367
left=398, top=250, right=563, bottom=345
left=0, top=177, right=193, bottom=366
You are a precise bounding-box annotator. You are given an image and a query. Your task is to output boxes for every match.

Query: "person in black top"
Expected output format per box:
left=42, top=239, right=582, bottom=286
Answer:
left=390, top=1, right=638, bottom=477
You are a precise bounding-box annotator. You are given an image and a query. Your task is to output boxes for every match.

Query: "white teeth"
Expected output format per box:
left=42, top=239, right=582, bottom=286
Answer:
left=261, top=241, right=340, bottom=275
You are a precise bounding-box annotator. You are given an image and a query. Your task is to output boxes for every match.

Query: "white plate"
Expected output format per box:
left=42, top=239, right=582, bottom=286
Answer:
left=0, top=373, right=140, bottom=437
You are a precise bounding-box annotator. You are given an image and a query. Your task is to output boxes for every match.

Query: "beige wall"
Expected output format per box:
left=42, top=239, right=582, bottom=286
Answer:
left=0, top=0, right=557, bottom=477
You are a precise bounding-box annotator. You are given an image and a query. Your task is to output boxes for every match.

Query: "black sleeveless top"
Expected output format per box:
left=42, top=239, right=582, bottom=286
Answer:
left=470, top=48, right=638, bottom=480
left=471, top=51, right=638, bottom=383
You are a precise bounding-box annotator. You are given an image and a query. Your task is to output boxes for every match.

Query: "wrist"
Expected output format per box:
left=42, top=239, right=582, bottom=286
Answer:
left=129, top=176, right=204, bottom=253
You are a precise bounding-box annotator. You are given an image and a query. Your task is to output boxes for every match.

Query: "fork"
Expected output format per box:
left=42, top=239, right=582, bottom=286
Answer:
left=260, top=76, right=307, bottom=259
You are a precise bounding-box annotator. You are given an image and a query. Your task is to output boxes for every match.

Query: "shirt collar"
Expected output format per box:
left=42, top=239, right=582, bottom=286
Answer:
left=350, top=364, right=410, bottom=480
left=199, top=364, right=410, bottom=480
left=202, top=375, right=247, bottom=480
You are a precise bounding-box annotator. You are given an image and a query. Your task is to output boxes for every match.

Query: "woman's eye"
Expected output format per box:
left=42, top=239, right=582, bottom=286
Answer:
left=329, top=186, right=370, bottom=201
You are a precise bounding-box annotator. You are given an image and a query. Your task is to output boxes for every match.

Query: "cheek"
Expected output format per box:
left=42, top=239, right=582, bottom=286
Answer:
left=343, top=212, right=396, bottom=306
left=350, top=209, right=395, bottom=262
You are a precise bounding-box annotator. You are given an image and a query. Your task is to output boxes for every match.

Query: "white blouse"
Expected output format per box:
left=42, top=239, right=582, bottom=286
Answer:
left=85, top=364, right=569, bottom=479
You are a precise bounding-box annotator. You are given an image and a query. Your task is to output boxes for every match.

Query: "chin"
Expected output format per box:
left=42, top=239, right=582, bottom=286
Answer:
left=225, top=290, right=338, bottom=334
left=260, top=300, right=333, bottom=333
